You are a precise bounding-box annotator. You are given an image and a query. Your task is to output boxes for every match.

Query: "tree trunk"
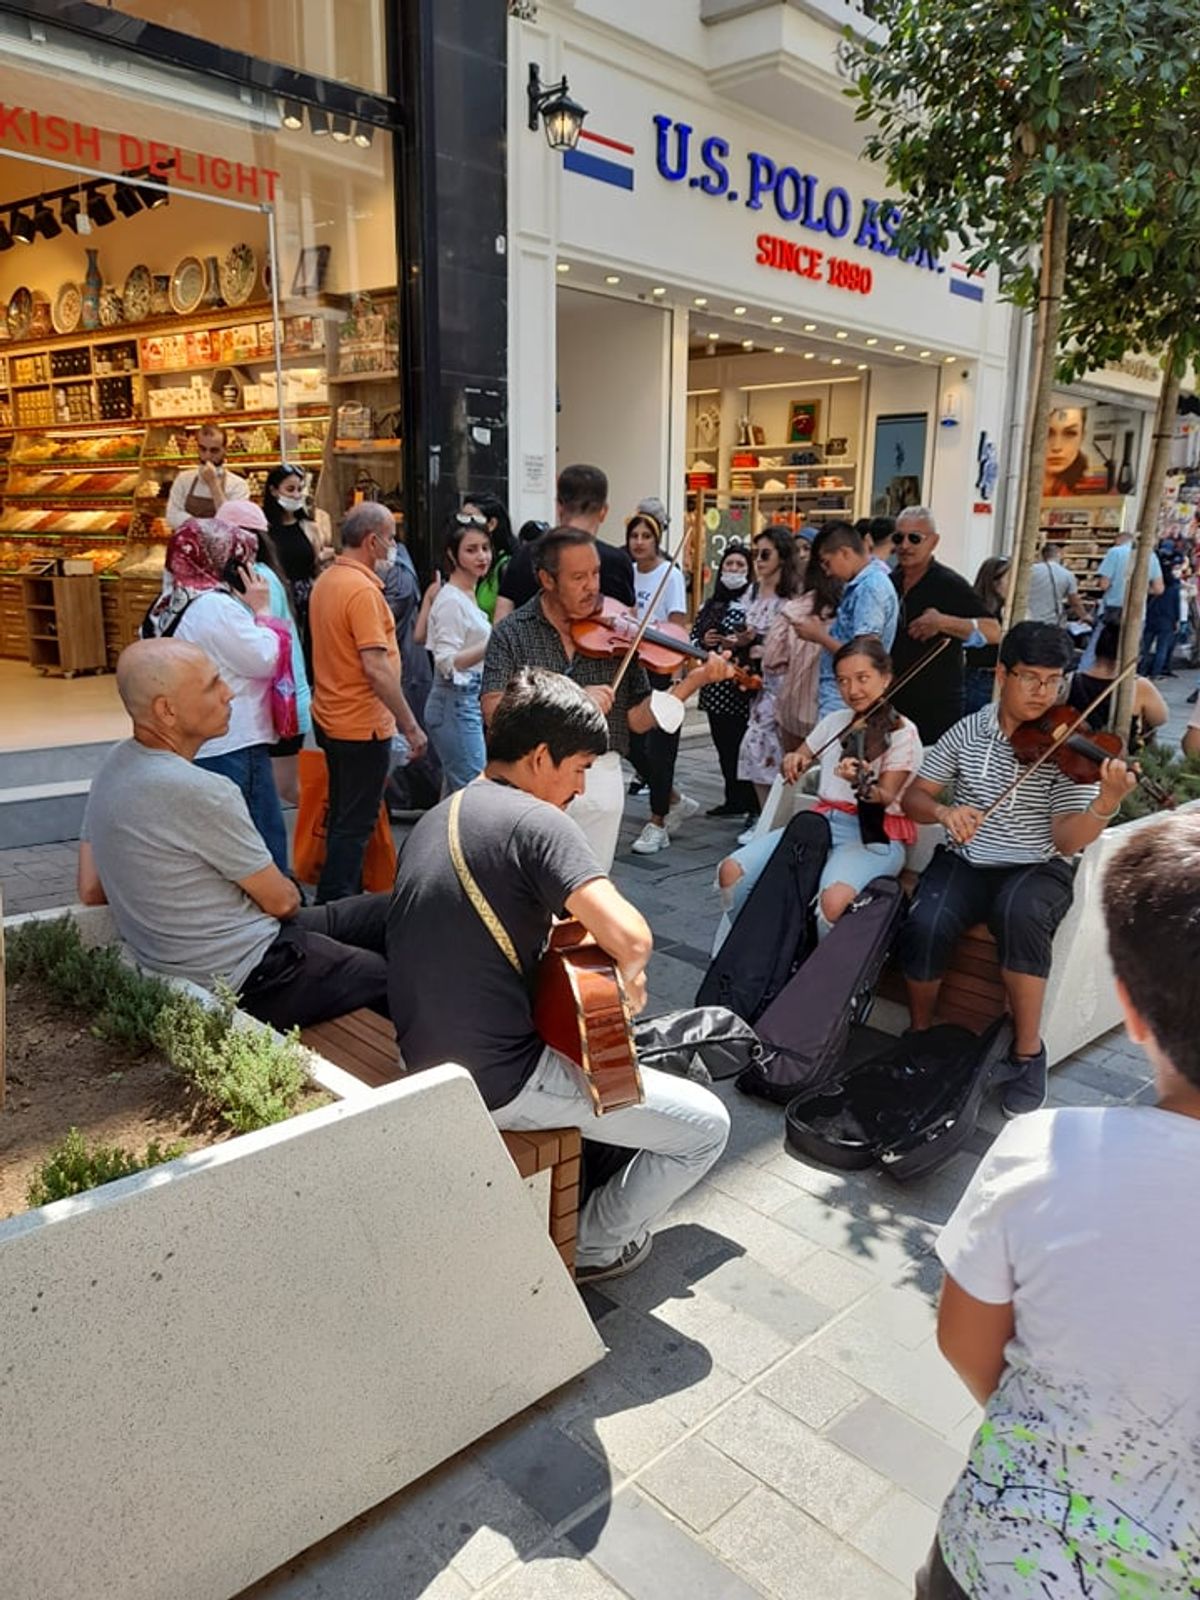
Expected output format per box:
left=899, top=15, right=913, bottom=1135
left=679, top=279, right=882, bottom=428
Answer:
left=1114, top=352, right=1181, bottom=737
left=1005, top=195, right=1070, bottom=627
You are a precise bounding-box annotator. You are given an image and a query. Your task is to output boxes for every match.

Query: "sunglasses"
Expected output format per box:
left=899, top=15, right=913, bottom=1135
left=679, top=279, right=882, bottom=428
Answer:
left=753, top=549, right=776, bottom=561
left=892, top=531, right=929, bottom=545
left=456, top=510, right=489, bottom=530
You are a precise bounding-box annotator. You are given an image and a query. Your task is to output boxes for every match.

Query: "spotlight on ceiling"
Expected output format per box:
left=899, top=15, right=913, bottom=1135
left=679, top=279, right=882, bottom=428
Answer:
left=88, top=187, right=116, bottom=227
left=61, top=192, right=90, bottom=235
left=309, top=106, right=330, bottom=136
left=0, top=217, right=12, bottom=251
left=352, top=121, right=374, bottom=149
left=331, top=113, right=353, bottom=143
left=281, top=99, right=304, bottom=129
left=147, top=178, right=169, bottom=210
left=33, top=197, right=61, bottom=239
left=527, top=63, right=588, bottom=151
left=11, top=208, right=34, bottom=244
left=114, top=183, right=144, bottom=218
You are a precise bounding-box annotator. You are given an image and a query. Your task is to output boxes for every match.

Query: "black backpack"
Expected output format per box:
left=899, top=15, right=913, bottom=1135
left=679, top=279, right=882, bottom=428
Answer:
left=694, top=812, right=830, bottom=1024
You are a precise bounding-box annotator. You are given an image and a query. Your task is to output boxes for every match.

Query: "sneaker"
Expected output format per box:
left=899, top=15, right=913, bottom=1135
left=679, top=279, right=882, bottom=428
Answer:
left=1001, top=1044, right=1048, bottom=1118
left=706, top=802, right=743, bottom=817
left=575, top=1233, right=653, bottom=1285
left=737, top=823, right=758, bottom=846
left=628, top=777, right=647, bottom=795
left=631, top=822, right=670, bottom=854
left=665, top=792, right=700, bottom=835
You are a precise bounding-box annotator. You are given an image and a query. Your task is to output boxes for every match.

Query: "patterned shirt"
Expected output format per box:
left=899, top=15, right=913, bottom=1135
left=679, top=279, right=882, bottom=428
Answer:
left=918, top=705, right=1098, bottom=866
left=481, top=596, right=650, bottom=758
left=818, top=560, right=900, bottom=715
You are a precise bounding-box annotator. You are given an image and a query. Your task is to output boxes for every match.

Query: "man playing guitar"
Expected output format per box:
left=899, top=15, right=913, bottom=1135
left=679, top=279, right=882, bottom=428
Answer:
left=386, top=667, right=730, bottom=1285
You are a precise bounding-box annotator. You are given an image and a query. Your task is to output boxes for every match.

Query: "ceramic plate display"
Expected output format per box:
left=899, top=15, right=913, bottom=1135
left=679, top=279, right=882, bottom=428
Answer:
left=170, top=255, right=206, bottom=316
left=219, top=243, right=257, bottom=307
left=6, top=286, right=32, bottom=340
left=122, top=264, right=152, bottom=323
left=52, top=282, right=83, bottom=335
left=98, top=285, right=123, bottom=327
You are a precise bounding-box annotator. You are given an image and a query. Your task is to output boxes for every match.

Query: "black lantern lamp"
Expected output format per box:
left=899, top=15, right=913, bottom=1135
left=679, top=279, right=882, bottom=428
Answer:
left=527, top=64, right=587, bottom=151
left=10, top=208, right=34, bottom=244
left=33, top=196, right=62, bottom=239
left=88, top=187, right=116, bottom=227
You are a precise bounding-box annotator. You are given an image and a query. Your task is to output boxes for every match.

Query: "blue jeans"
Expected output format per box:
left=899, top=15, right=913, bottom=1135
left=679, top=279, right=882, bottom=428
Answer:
left=724, top=806, right=905, bottom=922
left=195, top=743, right=289, bottom=873
left=425, top=672, right=485, bottom=794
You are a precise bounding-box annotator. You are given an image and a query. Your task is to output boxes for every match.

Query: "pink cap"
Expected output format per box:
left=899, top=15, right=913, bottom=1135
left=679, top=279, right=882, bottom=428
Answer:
left=215, top=498, right=268, bottom=533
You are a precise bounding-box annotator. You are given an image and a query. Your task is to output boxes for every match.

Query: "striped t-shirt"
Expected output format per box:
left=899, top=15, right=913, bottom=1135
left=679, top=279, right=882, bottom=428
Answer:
left=919, top=705, right=1099, bottom=866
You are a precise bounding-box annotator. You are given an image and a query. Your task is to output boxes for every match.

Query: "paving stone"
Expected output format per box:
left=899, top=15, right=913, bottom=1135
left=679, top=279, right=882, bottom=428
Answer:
left=781, top=1247, right=880, bottom=1311
left=671, top=1297, right=797, bottom=1383
left=774, top=1189, right=937, bottom=1279
left=664, top=1185, right=826, bottom=1274
left=807, top=1320, right=974, bottom=1434
left=1047, top=1076, right=1118, bottom=1108
left=564, top=1384, right=687, bottom=1477
left=836, top=1282, right=939, bottom=1352
left=756, top=1351, right=865, bottom=1430
left=241, top=1508, right=470, bottom=1600
left=703, top=1393, right=891, bottom=1535
left=709, top=1487, right=907, bottom=1600
left=596, top=1305, right=743, bottom=1426
left=694, top=1252, right=831, bottom=1344
left=1056, top=1056, right=1147, bottom=1099
left=827, top=1395, right=966, bottom=1508
left=476, top=1414, right=614, bottom=1530
left=485, top=1547, right=634, bottom=1600
left=848, top=1488, right=940, bottom=1586
left=420, top=1474, right=554, bottom=1589
left=569, top=1487, right=763, bottom=1599
left=638, top=1437, right=757, bottom=1533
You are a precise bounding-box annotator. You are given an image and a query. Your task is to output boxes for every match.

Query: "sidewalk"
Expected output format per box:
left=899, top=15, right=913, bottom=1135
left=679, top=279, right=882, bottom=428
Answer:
left=1, top=677, right=1186, bottom=1599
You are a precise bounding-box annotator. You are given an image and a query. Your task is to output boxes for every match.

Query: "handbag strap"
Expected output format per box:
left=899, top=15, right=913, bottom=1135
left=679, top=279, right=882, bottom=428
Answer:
left=447, top=789, right=522, bottom=976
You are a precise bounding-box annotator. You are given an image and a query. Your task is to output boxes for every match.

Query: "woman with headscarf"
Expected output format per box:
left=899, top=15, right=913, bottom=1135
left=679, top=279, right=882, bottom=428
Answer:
left=144, top=516, right=295, bottom=871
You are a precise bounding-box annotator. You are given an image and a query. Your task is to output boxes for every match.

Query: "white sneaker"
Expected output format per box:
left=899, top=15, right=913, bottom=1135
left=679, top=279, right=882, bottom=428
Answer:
left=737, top=823, right=758, bottom=846
left=631, top=822, right=670, bottom=854
left=664, top=792, right=701, bottom=835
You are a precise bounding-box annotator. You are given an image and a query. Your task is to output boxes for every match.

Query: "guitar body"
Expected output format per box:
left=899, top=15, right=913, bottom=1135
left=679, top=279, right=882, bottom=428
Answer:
left=533, top=920, right=644, bottom=1114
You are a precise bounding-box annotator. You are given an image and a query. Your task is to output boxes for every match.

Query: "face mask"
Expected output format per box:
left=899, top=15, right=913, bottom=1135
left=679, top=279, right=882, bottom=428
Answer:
left=721, top=572, right=749, bottom=592
left=277, top=494, right=305, bottom=513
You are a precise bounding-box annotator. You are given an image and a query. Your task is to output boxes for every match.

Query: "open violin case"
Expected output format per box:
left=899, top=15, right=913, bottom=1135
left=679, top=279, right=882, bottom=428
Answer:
left=783, top=1014, right=1013, bottom=1182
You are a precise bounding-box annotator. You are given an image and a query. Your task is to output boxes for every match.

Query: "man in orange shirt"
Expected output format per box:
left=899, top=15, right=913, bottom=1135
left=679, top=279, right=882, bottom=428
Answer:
left=310, top=502, right=427, bottom=903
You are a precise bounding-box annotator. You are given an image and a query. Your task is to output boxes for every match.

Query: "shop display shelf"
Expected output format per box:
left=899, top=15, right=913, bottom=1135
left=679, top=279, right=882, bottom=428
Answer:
left=327, top=370, right=400, bottom=385
left=143, top=352, right=324, bottom=377
left=141, top=452, right=325, bottom=466
left=332, top=440, right=403, bottom=454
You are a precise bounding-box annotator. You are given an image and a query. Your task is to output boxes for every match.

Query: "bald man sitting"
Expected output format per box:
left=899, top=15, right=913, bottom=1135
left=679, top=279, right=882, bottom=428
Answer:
left=77, top=638, right=390, bottom=1031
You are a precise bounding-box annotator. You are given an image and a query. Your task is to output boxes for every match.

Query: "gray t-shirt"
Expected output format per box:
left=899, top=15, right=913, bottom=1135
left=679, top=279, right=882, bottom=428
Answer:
left=82, top=740, right=277, bottom=990
left=386, top=780, right=603, bottom=1107
left=1026, top=559, right=1077, bottom=625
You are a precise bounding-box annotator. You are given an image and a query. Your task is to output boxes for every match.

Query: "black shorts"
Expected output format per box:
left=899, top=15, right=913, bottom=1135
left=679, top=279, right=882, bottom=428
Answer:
left=899, top=845, right=1076, bottom=982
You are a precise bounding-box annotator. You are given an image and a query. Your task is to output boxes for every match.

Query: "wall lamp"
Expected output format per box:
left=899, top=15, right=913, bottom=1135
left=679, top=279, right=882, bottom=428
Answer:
left=526, top=63, right=587, bottom=150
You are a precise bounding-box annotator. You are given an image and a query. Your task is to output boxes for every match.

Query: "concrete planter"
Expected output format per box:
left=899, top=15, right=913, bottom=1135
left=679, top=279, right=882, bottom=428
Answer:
left=1, top=904, right=603, bottom=1600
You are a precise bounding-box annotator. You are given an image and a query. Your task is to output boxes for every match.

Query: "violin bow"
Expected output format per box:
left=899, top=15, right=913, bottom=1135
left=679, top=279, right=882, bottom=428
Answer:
left=806, top=636, right=953, bottom=765
left=978, top=661, right=1138, bottom=822
left=609, top=527, right=691, bottom=697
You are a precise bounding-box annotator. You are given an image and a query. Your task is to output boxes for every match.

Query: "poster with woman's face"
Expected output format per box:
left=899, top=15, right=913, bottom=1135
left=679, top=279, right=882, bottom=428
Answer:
left=1043, top=406, right=1089, bottom=497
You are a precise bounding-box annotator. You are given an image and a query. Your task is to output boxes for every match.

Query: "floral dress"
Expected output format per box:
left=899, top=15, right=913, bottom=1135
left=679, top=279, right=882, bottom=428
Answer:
left=736, top=591, right=786, bottom=786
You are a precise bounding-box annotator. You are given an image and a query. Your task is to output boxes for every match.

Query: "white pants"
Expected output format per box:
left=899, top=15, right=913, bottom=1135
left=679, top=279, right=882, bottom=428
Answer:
left=566, top=748, right=624, bottom=873
left=493, top=1047, right=731, bottom=1269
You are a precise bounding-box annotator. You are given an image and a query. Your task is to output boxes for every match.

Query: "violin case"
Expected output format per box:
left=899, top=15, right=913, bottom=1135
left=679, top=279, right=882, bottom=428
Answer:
left=783, top=1015, right=1013, bottom=1182
left=695, top=812, right=830, bottom=1023
left=738, top=875, right=906, bottom=1104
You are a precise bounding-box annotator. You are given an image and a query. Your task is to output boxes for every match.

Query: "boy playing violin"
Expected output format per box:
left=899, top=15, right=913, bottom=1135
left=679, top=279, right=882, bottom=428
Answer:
left=899, top=622, right=1134, bottom=1116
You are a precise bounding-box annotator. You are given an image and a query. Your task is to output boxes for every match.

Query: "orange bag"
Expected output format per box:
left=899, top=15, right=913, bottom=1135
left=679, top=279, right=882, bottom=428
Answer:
left=292, top=747, right=398, bottom=893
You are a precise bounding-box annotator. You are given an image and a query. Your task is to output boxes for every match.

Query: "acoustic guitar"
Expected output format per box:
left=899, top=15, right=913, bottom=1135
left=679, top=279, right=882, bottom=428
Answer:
left=533, top=919, right=644, bottom=1114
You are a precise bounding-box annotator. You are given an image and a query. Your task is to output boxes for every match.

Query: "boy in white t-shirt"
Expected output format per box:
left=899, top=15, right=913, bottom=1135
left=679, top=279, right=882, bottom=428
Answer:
left=919, top=812, right=1200, bottom=1598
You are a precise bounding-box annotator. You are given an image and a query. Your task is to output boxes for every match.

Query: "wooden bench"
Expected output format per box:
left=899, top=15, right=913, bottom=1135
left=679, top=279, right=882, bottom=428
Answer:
left=299, top=1010, right=581, bottom=1276
left=876, top=870, right=1008, bottom=1034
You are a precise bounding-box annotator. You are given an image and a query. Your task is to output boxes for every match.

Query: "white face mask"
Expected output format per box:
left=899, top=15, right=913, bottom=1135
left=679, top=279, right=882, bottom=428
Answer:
left=277, top=494, right=305, bottom=513
left=722, top=572, right=749, bottom=592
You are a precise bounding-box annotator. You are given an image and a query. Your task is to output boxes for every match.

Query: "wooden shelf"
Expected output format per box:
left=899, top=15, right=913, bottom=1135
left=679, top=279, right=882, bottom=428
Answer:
left=327, top=369, right=399, bottom=385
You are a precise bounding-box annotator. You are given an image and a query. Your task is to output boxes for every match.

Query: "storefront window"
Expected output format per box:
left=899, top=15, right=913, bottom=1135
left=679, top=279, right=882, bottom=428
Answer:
left=0, top=44, right=402, bottom=667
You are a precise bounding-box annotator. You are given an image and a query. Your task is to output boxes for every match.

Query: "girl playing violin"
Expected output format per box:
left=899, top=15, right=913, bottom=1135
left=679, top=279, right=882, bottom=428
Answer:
left=718, top=637, right=921, bottom=935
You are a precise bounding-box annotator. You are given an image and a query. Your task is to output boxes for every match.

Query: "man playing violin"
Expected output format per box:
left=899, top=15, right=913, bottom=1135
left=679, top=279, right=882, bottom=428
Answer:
left=481, top=526, right=736, bottom=871
left=899, top=622, right=1135, bottom=1117
left=386, top=668, right=730, bottom=1284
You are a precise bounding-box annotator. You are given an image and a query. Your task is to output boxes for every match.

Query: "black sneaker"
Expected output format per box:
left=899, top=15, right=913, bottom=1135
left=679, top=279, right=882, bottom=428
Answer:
left=1001, top=1044, right=1048, bottom=1118
left=628, top=777, right=647, bottom=795
left=706, top=802, right=743, bottom=817
left=575, top=1233, right=652, bottom=1285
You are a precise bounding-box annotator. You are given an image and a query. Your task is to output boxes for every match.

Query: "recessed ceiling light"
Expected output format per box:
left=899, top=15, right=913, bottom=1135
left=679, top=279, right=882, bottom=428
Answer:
left=835, top=331, right=848, bottom=340
left=694, top=296, right=708, bottom=307
left=773, top=345, right=785, bottom=354
left=857, top=363, right=869, bottom=370
left=742, top=338, right=754, bottom=349
left=803, top=323, right=817, bottom=332
left=919, top=349, right=931, bottom=358
left=831, top=357, right=843, bottom=366
left=605, top=274, right=621, bottom=285
left=865, top=337, right=878, bottom=346
left=707, top=331, right=719, bottom=340
left=943, top=354, right=956, bottom=363
left=894, top=343, right=907, bottom=352
left=556, top=262, right=570, bottom=273
left=769, top=314, right=783, bottom=324
left=652, top=286, right=666, bottom=297
left=803, top=351, right=815, bottom=360
left=733, top=305, right=747, bottom=316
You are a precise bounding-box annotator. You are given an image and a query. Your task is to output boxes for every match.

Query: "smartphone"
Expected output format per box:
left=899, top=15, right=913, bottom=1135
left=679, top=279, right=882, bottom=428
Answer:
left=223, top=558, right=248, bottom=594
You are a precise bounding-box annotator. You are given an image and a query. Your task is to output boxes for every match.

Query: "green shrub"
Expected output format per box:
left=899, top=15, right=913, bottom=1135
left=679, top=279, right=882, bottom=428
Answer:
left=6, top=916, right=174, bottom=1047
left=1116, top=743, right=1200, bottom=824
left=27, top=1127, right=184, bottom=1208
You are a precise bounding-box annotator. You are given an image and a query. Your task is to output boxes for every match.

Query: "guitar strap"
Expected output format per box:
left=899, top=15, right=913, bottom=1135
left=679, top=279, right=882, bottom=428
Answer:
left=447, top=789, right=523, bottom=976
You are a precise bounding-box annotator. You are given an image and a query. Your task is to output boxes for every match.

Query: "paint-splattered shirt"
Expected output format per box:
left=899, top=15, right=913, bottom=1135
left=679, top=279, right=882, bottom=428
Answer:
left=935, top=1107, right=1200, bottom=1597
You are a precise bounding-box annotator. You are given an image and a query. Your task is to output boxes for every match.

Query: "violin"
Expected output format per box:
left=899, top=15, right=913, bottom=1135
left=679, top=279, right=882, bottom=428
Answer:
left=1009, top=705, right=1175, bottom=809
left=839, top=702, right=902, bottom=844
left=570, top=598, right=763, bottom=693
